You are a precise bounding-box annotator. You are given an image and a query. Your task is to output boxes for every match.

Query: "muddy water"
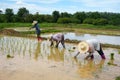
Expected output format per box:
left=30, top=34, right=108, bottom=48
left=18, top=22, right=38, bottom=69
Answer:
left=42, top=32, right=120, bottom=45
left=0, top=36, right=120, bottom=80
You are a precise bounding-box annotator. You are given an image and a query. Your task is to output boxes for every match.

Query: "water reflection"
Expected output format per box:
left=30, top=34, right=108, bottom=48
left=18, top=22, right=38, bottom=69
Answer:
left=0, top=36, right=37, bottom=58
left=108, top=59, right=118, bottom=66
left=64, top=33, right=120, bottom=45
left=48, top=47, right=65, bottom=62
left=42, top=33, right=120, bottom=45
left=34, top=42, right=41, bottom=60
left=1, top=36, right=120, bottom=80
left=74, top=59, right=105, bottom=78
left=0, top=36, right=66, bottom=61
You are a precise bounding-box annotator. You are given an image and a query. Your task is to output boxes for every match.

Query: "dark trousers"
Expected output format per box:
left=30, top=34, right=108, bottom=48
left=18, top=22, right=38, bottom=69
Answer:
left=96, top=45, right=106, bottom=59
left=87, top=45, right=106, bottom=59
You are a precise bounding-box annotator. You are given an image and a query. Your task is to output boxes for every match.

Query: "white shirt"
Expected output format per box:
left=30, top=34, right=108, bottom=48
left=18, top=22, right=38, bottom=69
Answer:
left=86, top=39, right=100, bottom=53
left=52, top=33, right=63, bottom=41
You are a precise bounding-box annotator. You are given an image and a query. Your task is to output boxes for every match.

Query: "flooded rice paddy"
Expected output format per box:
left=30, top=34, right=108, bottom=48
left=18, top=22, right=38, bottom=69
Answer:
left=0, top=36, right=120, bottom=80
left=42, top=32, right=120, bottom=45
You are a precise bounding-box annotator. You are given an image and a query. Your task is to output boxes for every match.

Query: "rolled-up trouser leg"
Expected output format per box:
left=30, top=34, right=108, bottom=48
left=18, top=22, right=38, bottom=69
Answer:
left=37, top=30, right=41, bottom=41
left=97, top=45, right=106, bottom=59
left=37, top=35, right=39, bottom=41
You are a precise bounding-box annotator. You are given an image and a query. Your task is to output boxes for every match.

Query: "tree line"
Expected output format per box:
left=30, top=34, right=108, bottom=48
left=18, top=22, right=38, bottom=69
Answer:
left=0, top=7, right=120, bottom=25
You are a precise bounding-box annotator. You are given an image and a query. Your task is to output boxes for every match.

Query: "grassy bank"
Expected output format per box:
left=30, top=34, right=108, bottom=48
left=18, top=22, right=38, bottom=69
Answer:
left=0, top=23, right=120, bottom=30
left=21, top=29, right=62, bottom=34
left=1, top=23, right=120, bottom=36
left=0, top=23, right=31, bottom=29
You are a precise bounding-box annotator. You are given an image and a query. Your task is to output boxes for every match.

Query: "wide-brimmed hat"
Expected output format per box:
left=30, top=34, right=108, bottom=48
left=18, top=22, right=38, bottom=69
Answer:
left=77, top=41, right=89, bottom=53
left=32, top=21, right=38, bottom=25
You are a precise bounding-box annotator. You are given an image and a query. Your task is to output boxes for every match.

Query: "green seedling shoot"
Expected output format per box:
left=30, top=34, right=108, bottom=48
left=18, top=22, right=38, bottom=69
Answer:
left=118, top=51, right=120, bottom=54
left=110, top=53, right=114, bottom=60
left=7, top=54, right=14, bottom=58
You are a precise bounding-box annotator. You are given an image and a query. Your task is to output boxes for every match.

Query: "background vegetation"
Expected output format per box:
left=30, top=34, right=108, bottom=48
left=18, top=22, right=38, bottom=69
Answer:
left=0, top=7, right=120, bottom=26
left=0, top=23, right=120, bottom=30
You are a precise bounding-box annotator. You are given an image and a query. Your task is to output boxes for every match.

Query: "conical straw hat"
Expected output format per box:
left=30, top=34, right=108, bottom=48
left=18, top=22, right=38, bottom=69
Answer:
left=32, top=21, right=38, bottom=25
left=78, top=41, right=89, bottom=53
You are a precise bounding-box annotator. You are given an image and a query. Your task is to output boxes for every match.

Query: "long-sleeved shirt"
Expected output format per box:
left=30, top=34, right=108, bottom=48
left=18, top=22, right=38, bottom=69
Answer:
left=51, top=33, right=64, bottom=42
left=86, top=39, right=100, bottom=53
left=32, top=24, right=40, bottom=34
left=32, top=24, right=40, bottom=31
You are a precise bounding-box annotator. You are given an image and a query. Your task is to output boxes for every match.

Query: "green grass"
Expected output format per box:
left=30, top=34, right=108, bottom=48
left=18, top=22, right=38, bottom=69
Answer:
left=46, top=23, right=120, bottom=30
left=0, top=23, right=120, bottom=36
left=74, top=24, right=120, bottom=30
left=21, top=29, right=61, bottom=34
left=0, top=23, right=31, bottom=29
left=0, top=23, right=120, bottom=30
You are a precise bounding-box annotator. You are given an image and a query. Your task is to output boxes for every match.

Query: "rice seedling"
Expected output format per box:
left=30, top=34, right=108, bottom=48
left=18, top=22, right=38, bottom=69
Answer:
left=7, top=54, right=14, bottom=58
left=116, top=76, right=120, bottom=80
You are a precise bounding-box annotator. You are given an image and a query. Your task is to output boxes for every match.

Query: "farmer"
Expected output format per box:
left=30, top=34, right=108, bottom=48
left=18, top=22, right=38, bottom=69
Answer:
left=29, top=21, right=42, bottom=41
left=75, top=39, right=106, bottom=60
left=50, top=33, right=65, bottom=48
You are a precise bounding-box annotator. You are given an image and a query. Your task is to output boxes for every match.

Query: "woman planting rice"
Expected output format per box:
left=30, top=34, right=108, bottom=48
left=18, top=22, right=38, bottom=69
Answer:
left=50, top=33, right=65, bottom=48
left=29, top=21, right=42, bottom=41
left=75, top=39, right=106, bottom=60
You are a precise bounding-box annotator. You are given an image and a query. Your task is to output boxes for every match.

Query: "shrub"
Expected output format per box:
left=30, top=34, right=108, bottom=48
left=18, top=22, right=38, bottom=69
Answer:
left=71, top=18, right=80, bottom=23
left=57, top=18, right=71, bottom=23
left=83, top=18, right=95, bottom=24
left=93, top=18, right=108, bottom=25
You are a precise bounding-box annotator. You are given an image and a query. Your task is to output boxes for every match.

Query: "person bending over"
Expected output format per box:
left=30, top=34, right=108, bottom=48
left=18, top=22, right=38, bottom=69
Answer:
left=50, top=33, right=65, bottom=48
left=75, top=39, right=106, bottom=60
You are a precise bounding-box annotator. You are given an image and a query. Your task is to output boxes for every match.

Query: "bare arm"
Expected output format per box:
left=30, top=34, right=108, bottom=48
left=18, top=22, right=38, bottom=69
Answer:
left=74, top=52, right=80, bottom=58
left=29, top=25, right=35, bottom=30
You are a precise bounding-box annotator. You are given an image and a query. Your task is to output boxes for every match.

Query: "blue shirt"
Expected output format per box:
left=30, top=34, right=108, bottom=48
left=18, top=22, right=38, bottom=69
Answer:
left=32, top=24, right=40, bottom=31
left=32, top=23, right=40, bottom=34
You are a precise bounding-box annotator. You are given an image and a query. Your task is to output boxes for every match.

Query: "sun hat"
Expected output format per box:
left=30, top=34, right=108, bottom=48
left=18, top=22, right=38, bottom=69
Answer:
left=32, top=21, right=38, bottom=25
left=78, top=41, right=89, bottom=53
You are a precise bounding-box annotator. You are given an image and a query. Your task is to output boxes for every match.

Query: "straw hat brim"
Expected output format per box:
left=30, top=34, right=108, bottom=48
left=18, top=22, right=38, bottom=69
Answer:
left=78, top=41, right=89, bottom=54
left=32, top=21, right=38, bottom=25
